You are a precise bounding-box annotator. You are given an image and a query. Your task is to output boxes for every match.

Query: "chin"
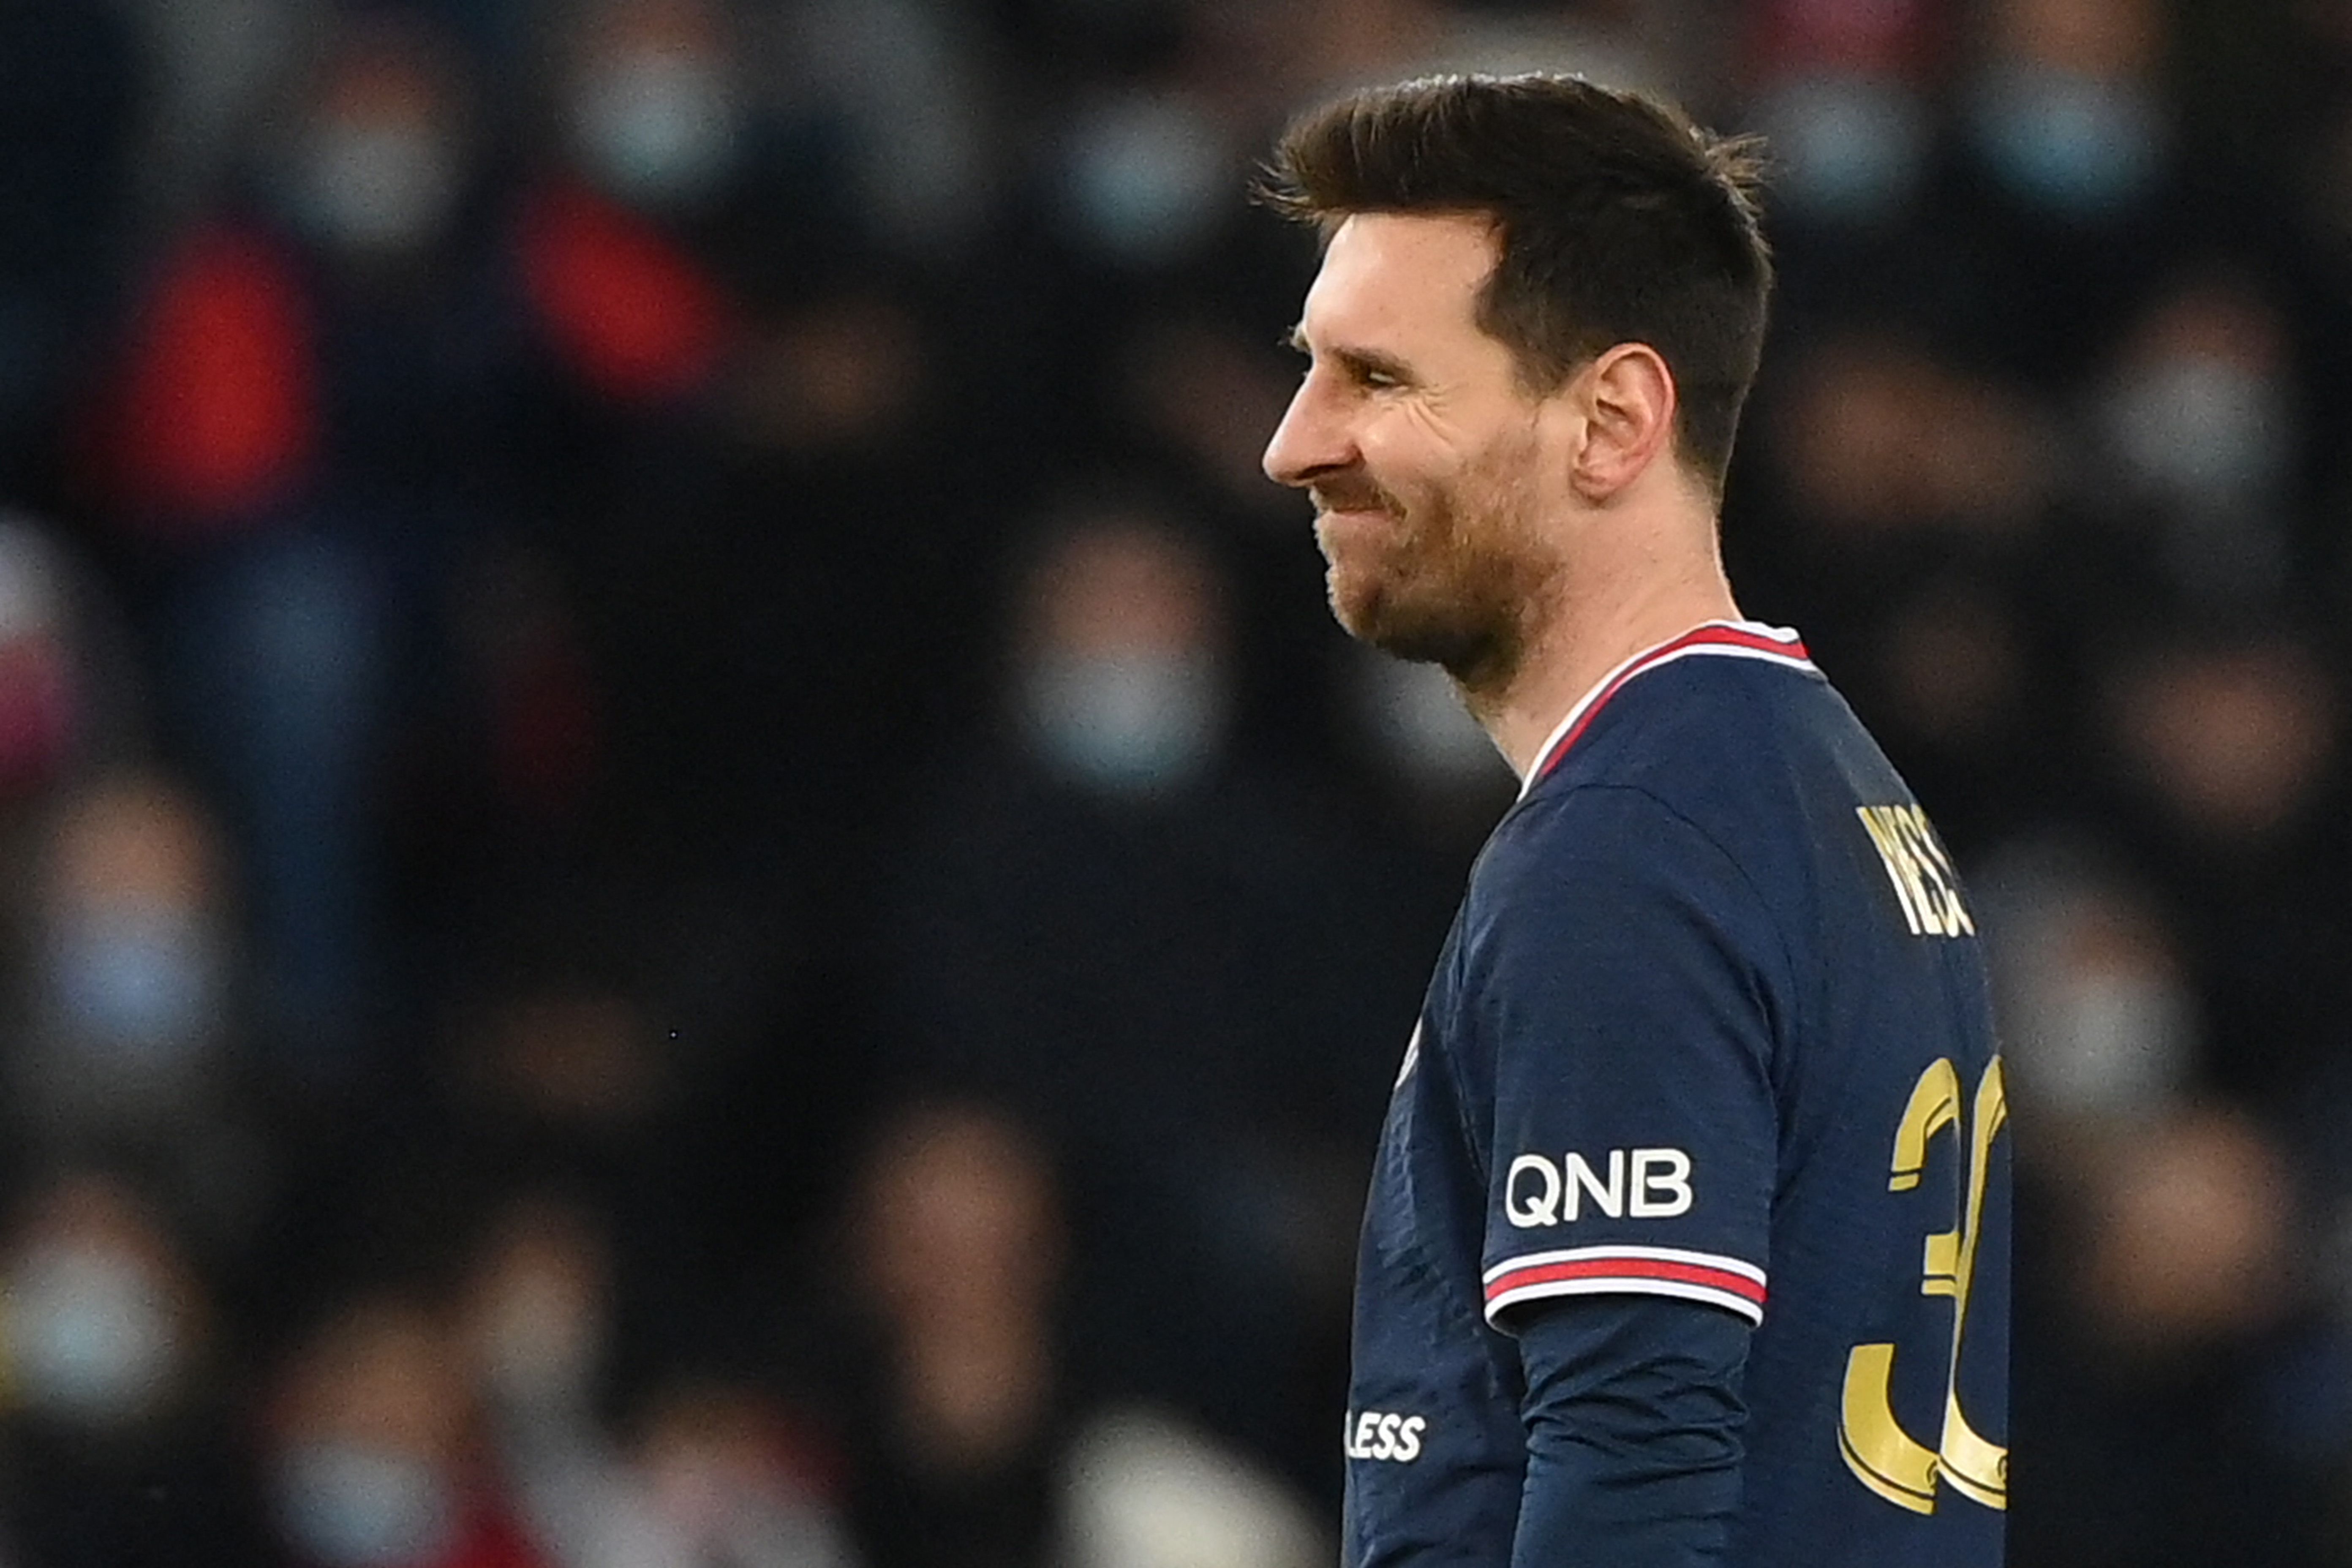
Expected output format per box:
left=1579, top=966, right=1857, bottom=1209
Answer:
left=1324, top=561, right=1391, bottom=644
left=1334, top=580, right=1489, bottom=673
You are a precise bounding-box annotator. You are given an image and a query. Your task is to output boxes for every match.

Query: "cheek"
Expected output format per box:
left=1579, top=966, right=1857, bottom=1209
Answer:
left=1356, top=417, right=1461, bottom=500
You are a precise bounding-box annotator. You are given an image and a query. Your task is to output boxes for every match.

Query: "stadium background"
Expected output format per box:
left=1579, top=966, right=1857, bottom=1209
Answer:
left=0, top=0, right=2340, bottom=1562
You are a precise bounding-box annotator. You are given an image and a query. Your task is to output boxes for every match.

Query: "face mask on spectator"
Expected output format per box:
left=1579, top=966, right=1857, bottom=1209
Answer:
left=2021, top=966, right=2193, bottom=1117
left=1968, top=63, right=2162, bottom=215
left=1754, top=74, right=1927, bottom=224
left=1362, top=656, right=1506, bottom=793
left=1024, top=651, right=1222, bottom=795
left=296, top=117, right=461, bottom=255
left=47, top=903, right=221, bottom=1066
left=7, top=1241, right=180, bottom=1427
left=2103, top=355, right=2290, bottom=504
left=570, top=52, right=740, bottom=208
left=273, top=1441, right=458, bottom=1568
left=1062, top=94, right=1228, bottom=263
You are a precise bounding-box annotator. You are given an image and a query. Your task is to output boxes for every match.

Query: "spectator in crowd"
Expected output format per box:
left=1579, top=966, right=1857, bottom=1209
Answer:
left=835, top=1099, right=1322, bottom=1568
left=882, top=498, right=1407, bottom=1491
left=0, top=1168, right=280, bottom=1567
left=262, top=1287, right=547, bottom=1568
left=455, top=1187, right=858, bottom=1568
left=18, top=773, right=240, bottom=1143
left=81, top=7, right=535, bottom=1084
left=615, top=1377, right=858, bottom=1568
left=838, top=1101, right=1068, bottom=1568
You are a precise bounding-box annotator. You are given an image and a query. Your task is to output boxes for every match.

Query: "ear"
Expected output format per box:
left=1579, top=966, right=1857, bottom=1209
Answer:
left=1568, top=343, right=1679, bottom=502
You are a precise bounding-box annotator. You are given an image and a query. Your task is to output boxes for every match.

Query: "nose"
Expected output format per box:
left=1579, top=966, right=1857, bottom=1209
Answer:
left=1262, top=372, right=1350, bottom=490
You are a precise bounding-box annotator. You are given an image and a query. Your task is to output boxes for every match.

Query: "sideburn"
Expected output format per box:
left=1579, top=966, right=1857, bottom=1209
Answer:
left=1434, top=432, right=1559, bottom=703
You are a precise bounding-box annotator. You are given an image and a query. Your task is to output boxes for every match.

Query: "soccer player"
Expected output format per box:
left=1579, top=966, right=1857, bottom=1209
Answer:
left=1258, top=75, right=2008, bottom=1567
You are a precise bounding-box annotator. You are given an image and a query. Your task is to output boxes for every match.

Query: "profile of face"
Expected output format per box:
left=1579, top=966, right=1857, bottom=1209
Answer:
left=1262, top=212, right=1566, bottom=686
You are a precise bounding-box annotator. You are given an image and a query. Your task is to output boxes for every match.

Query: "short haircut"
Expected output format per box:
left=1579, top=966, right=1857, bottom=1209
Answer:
left=1258, top=73, right=1773, bottom=498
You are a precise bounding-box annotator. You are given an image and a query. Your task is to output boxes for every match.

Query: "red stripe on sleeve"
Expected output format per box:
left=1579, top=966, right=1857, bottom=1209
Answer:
left=1484, top=1255, right=1768, bottom=1306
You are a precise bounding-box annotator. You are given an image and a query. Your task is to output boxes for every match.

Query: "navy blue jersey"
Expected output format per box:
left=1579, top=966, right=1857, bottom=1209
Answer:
left=1344, top=622, right=2008, bottom=1567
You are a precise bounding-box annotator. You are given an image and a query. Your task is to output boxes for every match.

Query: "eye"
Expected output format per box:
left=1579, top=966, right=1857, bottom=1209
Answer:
left=1296, top=343, right=1412, bottom=394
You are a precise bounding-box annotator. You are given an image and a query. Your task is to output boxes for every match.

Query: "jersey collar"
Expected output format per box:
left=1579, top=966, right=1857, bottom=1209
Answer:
left=1517, top=620, right=1815, bottom=800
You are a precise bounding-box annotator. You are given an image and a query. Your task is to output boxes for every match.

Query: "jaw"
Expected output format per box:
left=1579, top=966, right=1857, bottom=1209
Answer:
left=1315, top=508, right=1394, bottom=627
left=1323, top=540, right=1516, bottom=686
left=1317, top=495, right=1548, bottom=694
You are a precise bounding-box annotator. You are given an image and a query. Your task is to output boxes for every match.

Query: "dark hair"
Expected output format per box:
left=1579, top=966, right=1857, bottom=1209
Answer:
left=1257, top=73, right=1772, bottom=496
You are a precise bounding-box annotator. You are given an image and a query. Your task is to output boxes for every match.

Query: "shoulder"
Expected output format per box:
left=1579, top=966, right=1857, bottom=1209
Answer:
left=1486, top=779, right=1734, bottom=891
left=1468, top=786, right=1782, bottom=1012
left=1467, top=782, right=1783, bottom=990
left=1475, top=648, right=1880, bottom=949
left=1494, top=645, right=1840, bottom=884
left=1580, top=646, right=1848, bottom=787
left=1522, top=642, right=1887, bottom=860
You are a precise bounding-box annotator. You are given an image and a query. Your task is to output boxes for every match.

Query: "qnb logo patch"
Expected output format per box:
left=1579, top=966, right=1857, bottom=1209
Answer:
left=1344, top=1410, right=1426, bottom=1463
left=1504, top=1148, right=1693, bottom=1228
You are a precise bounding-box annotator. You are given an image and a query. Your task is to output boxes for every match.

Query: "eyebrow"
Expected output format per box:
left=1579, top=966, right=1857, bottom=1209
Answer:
left=1284, top=325, right=1415, bottom=386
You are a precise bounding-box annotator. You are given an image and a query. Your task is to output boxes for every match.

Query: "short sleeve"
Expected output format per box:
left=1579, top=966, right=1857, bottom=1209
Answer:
left=1468, top=784, right=1785, bottom=1331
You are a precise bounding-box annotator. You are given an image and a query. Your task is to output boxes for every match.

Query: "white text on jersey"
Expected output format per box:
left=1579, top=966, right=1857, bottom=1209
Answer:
left=1345, top=1410, right=1426, bottom=1462
left=1504, top=1148, right=1693, bottom=1227
left=1856, top=804, right=1974, bottom=938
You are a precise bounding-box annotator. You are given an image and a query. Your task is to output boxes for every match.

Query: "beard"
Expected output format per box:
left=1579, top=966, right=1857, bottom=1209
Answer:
left=1310, top=433, right=1554, bottom=695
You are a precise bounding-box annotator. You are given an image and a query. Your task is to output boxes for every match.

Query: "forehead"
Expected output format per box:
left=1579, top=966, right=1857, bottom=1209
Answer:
left=1300, top=210, right=1501, bottom=351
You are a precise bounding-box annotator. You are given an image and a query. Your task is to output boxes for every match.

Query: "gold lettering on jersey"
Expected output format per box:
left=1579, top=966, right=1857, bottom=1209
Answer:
left=1838, top=1055, right=2008, bottom=1516
left=1856, top=806, right=1975, bottom=938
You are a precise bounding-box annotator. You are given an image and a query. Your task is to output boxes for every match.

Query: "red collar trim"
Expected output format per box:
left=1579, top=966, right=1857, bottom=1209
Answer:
left=1522, top=622, right=1814, bottom=795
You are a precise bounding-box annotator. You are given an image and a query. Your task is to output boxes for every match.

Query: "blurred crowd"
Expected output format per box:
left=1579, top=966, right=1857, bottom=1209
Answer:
left=0, top=0, right=2348, bottom=1563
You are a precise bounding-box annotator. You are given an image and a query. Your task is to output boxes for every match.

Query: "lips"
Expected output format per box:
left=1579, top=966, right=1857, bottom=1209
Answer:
left=1308, top=473, right=1400, bottom=517
left=1311, top=489, right=1396, bottom=518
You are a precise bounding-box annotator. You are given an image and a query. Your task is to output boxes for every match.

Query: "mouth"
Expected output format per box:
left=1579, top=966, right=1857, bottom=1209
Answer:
left=1311, top=490, right=1397, bottom=522
left=1307, top=473, right=1399, bottom=520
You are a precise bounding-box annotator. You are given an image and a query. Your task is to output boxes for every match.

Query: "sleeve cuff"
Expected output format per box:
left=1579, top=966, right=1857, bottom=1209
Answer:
left=1483, top=1245, right=1767, bottom=1326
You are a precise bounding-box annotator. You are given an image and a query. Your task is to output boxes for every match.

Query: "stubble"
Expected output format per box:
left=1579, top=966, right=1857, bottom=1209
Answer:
left=1313, top=427, right=1557, bottom=699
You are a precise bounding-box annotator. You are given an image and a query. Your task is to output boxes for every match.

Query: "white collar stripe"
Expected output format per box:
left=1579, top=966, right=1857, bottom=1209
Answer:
left=1518, top=621, right=1816, bottom=799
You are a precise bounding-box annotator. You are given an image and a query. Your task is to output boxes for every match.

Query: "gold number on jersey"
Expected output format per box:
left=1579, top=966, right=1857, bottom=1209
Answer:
left=1838, top=1055, right=2008, bottom=1514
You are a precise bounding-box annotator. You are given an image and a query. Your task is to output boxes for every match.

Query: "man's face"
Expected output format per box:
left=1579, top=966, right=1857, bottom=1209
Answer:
left=1263, top=212, right=1568, bottom=683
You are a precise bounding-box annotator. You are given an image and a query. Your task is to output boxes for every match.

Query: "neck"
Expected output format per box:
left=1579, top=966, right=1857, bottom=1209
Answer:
left=1462, top=507, right=1740, bottom=780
